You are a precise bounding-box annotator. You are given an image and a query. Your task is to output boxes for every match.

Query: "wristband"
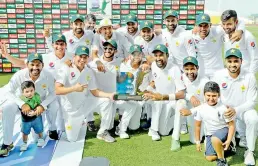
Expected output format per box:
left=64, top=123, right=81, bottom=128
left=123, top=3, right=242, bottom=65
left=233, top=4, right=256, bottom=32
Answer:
left=169, top=94, right=176, bottom=101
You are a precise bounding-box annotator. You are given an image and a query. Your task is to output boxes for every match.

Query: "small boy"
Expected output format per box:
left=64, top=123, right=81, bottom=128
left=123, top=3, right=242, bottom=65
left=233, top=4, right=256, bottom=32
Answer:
left=20, top=81, right=45, bottom=151
left=180, top=81, right=235, bottom=166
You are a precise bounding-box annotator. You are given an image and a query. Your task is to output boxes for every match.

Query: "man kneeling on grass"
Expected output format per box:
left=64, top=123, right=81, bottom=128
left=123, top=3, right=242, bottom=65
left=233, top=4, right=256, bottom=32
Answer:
left=181, top=81, right=235, bottom=166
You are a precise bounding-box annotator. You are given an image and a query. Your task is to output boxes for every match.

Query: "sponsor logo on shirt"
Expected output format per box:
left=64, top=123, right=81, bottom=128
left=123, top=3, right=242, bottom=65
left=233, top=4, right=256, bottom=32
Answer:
left=140, top=45, right=144, bottom=49
left=222, top=83, right=227, bottom=89
left=69, top=39, right=74, bottom=44
left=153, top=72, right=157, bottom=78
left=194, top=39, right=199, bottom=44
left=251, top=41, right=256, bottom=48
left=42, top=84, right=47, bottom=89
left=71, top=72, right=75, bottom=77
left=188, top=39, right=193, bottom=45
left=49, top=62, right=55, bottom=68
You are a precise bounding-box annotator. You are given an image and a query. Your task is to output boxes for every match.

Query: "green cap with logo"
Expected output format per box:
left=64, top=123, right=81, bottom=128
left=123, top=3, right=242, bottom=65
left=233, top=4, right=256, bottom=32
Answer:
left=183, top=56, right=198, bottom=66
left=163, top=10, right=179, bottom=19
left=140, top=21, right=154, bottom=30
left=225, top=48, right=242, bottom=59
left=52, top=34, right=66, bottom=43
left=70, top=14, right=85, bottom=22
left=103, top=39, right=118, bottom=49
left=75, top=46, right=89, bottom=56
left=196, top=13, right=211, bottom=25
left=129, top=44, right=142, bottom=54
left=126, top=14, right=138, bottom=23
left=27, top=53, right=43, bottom=62
left=152, top=44, right=169, bottom=54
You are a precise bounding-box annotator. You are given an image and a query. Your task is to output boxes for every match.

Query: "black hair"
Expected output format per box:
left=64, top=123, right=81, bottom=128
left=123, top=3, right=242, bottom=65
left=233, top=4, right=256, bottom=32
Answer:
left=21, top=81, right=35, bottom=92
left=85, top=14, right=96, bottom=22
left=221, top=10, right=238, bottom=22
left=204, top=81, right=220, bottom=94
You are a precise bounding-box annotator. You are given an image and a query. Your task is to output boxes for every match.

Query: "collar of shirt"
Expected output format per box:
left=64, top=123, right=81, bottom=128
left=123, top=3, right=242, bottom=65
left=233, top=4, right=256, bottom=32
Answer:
left=183, top=72, right=201, bottom=85
left=224, top=68, right=245, bottom=81
left=163, top=25, right=184, bottom=37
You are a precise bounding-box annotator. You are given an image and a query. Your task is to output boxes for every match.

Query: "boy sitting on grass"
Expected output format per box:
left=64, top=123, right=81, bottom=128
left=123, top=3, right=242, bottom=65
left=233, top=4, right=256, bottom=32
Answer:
left=20, top=81, right=45, bottom=151
left=180, top=81, right=235, bottom=166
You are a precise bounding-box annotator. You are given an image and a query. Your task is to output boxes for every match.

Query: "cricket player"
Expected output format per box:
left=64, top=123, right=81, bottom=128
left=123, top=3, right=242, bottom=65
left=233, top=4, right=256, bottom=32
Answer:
left=0, top=53, right=59, bottom=156
left=222, top=10, right=258, bottom=74
left=119, top=44, right=153, bottom=132
left=89, top=40, right=138, bottom=139
left=44, top=14, right=94, bottom=54
left=85, top=14, right=97, bottom=33
left=116, top=14, right=140, bottom=44
left=193, top=13, right=244, bottom=78
left=91, top=18, right=131, bottom=72
left=55, top=46, right=116, bottom=142
left=160, top=10, right=197, bottom=69
left=142, top=44, right=186, bottom=150
left=179, top=56, right=209, bottom=143
left=134, top=21, right=165, bottom=64
left=212, top=48, right=258, bottom=165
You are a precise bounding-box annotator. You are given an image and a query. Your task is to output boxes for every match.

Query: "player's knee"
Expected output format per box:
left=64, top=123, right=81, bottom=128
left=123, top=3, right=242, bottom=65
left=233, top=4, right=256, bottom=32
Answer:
left=211, top=136, right=222, bottom=144
left=2, top=101, right=18, bottom=115
left=246, top=111, right=258, bottom=126
left=205, top=156, right=217, bottom=162
left=47, top=99, right=60, bottom=111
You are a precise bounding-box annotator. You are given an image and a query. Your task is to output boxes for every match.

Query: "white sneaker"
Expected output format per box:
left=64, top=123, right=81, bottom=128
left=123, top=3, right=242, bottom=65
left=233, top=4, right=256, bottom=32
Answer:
left=20, top=142, right=28, bottom=151
left=148, top=129, right=160, bottom=141
left=180, top=124, right=188, bottom=135
left=239, top=136, right=247, bottom=148
left=119, top=131, right=130, bottom=139
left=37, top=138, right=45, bottom=147
left=244, top=150, right=255, bottom=166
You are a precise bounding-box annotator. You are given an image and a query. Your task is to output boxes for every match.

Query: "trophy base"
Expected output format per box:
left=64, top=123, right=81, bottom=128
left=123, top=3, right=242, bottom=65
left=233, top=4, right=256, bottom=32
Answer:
left=114, top=94, right=143, bottom=101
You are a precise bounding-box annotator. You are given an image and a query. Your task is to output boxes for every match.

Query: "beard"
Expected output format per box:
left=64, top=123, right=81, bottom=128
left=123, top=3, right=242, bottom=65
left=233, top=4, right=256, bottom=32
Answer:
left=167, top=24, right=177, bottom=31
left=30, top=69, right=40, bottom=76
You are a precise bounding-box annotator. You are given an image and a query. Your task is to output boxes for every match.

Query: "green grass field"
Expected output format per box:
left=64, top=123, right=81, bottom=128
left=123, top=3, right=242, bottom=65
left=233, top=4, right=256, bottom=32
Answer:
left=0, top=26, right=257, bottom=166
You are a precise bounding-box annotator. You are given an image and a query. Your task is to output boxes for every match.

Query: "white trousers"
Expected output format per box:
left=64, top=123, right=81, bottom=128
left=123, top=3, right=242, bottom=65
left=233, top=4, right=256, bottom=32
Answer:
left=236, top=109, right=258, bottom=151
left=64, top=97, right=115, bottom=142
left=1, top=99, right=59, bottom=145
left=115, top=101, right=138, bottom=132
left=150, top=99, right=186, bottom=137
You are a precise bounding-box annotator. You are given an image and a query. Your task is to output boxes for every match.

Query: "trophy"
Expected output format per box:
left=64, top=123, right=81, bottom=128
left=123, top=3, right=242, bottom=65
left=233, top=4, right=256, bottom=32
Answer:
left=115, top=72, right=143, bottom=101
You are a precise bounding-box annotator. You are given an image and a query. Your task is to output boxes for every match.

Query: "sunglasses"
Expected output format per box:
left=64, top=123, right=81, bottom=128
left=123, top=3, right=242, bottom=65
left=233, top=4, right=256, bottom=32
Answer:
left=103, top=47, right=115, bottom=51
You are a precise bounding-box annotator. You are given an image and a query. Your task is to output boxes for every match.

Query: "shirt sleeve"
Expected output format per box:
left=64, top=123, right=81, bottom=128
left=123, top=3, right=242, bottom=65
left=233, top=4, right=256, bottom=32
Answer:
left=183, top=33, right=197, bottom=58
left=192, top=105, right=202, bottom=121
left=234, top=74, right=258, bottom=117
left=6, top=73, right=25, bottom=108
left=41, top=73, right=56, bottom=110
left=55, top=65, right=68, bottom=85
left=92, top=34, right=100, bottom=51
left=246, top=35, right=258, bottom=73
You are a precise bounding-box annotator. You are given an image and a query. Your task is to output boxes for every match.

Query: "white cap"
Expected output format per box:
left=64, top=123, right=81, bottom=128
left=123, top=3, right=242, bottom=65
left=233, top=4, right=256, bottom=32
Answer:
left=98, top=18, right=112, bottom=28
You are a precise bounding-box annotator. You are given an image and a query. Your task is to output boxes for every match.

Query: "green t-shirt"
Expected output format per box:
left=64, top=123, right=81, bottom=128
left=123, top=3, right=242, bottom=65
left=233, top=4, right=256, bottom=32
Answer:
left=20, top=92, right=41, bottom=122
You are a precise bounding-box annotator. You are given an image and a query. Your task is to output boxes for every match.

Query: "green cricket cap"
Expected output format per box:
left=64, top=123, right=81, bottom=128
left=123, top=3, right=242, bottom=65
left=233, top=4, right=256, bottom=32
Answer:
left=52, top=34, right=66, bottom=43
left=140, top=21, right=154, bottom=30
left=129, top=44, right=142, bottom=54
left=163, top=10, right=179, bottom=19
left=126, top=14, right=138, bottom=23
left=103, top=39, right=118, bottom=49
left=183, top=56, right=198, bottom=66
left=75, top=46, right=90, bottom=56
left=70, top=14, right=85, bottom=22
left=27, top=53, right=43, bottom=63
left=196, top=13, right=211, bottom=25
left=152, top=44, right=168, bottom=54
left=225, top=48, right=242, bottom=59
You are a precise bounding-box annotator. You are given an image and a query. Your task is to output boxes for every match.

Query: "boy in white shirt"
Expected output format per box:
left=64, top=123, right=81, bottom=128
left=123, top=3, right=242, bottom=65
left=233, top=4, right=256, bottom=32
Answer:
left=182, top=81, right=235, bottom=166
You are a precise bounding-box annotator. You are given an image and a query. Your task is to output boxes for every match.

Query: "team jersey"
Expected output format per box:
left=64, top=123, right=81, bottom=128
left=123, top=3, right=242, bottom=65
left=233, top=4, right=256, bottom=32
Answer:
left=212, top=68, right=258, bottom=118
left=162, top=26, right=196, bottom=69
left=5, top=68, right=56, bottom=110
left=151, top=61, right=185, bottom=94
left=116, top=26, right=141, bottom=44
left=224, top=30, right=258, bottom=73
left=92, top=31, right=131, bottom=59
left=46, top=30, right=94, bottom=54
left=56, top=64, right=97, bottom=117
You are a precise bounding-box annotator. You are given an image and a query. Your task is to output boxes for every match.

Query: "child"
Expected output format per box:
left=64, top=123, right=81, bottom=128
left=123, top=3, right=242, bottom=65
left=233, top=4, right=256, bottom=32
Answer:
left=20, top=81, right=45, bottom=151
left=180, top=81, right=235, bottom=166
